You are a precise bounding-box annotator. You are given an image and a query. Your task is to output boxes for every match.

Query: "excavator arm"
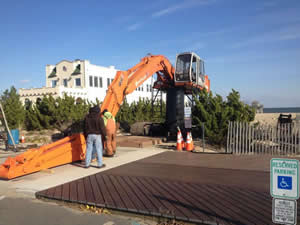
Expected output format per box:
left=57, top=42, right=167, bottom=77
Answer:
left=100, top=55, right=175, bottom=117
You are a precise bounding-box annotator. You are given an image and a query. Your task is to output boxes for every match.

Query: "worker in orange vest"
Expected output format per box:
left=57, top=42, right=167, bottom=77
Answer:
left=102, top=109, right=116, bottom=157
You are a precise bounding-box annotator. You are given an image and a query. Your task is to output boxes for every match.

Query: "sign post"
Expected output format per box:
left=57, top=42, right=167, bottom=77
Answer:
left=271, top=158, right=299, bottom=225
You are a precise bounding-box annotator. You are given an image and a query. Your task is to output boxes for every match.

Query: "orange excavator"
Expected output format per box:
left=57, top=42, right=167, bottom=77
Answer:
left=101, top=52, right=209, bottom=116
left=0, top=52, right=210, bottom=179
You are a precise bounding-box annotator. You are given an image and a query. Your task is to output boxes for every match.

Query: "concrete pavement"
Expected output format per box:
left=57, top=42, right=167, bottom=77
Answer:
left=0, top=146, right=167, bottom=225
left=0, top=147, right=165, bottom=196
left=0, top=197, right=136, bottom=225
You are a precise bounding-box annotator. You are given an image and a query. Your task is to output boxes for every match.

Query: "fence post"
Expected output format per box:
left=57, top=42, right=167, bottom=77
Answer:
left=202, top=122, right=205, bottom=153
left=235, top=122, right=238, bottom=154
left=251, top=124, right=254, bottom=154
left=280, top=124, right=283, bottom=155
left=292, top=123, right=294, bottom=155
left=277, top=124, right=280, bottom=155
left=239, top=122, right=242, bottom=154
left=227, top=121, right=230, bottom=153
left=270, top=125, right=273, bottom=155
left=231, top=121, right=235, bottom=154
left=264, top=125, right=268, bottom=154
left=257, top=125, right=260, bottom=154
left=298, top=127, right=300, bottom=155
left=246, top=122, right=249, bottom=154
left=284, top=123, right=288, bottom=155
left=288, top=123, right=291, bottom=155
left=230, top=121, right=233, bottom=153
left=241, top=122, right=244, bottom=154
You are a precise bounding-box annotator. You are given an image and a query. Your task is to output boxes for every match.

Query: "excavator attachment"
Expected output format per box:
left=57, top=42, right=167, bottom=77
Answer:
left=0, top=133, right=86, bottom=180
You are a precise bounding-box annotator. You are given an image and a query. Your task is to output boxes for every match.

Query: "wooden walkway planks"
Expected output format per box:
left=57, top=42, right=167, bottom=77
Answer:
left=36, top=152, right=300, bottom=224
left=37, top=174, right=281, bottom=224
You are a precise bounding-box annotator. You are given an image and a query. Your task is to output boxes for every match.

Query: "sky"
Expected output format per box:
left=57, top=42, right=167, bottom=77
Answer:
left=0, top=0, right=299, bottom=107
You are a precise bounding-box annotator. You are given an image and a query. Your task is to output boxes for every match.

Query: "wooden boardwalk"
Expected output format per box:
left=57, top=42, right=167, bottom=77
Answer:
left=36, top=152, right=300, bottom=225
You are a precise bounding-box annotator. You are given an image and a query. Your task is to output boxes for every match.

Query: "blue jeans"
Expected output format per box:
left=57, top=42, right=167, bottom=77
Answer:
left=85, top=134, right=103, bottom=167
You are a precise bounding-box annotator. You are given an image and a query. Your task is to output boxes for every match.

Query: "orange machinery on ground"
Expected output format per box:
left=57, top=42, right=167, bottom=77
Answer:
left=0, top=52, right=210, bottom=179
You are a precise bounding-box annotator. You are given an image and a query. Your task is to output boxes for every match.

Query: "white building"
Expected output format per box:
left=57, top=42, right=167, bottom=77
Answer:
left=19, top=59, right=154, bottom=105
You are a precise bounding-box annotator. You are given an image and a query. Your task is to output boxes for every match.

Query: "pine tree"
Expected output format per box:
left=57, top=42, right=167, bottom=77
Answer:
left=25, top=104, right=43, bottom=130
left=1, top=86, right=25, bottom=129
left=193, top=89, right=255, bottom=146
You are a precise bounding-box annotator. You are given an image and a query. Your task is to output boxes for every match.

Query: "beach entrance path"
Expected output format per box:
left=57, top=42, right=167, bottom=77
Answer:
left=36, top=152, right=300, bottom=224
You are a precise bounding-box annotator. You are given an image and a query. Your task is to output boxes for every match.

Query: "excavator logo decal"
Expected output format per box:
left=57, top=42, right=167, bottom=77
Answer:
left=136, top=73, right=149, bottom=88
left=119, top=73, right=124, bottom=86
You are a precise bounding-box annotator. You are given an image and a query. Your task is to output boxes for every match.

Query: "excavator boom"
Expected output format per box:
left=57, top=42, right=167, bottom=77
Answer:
left=101, top=55, right=175, bottom=117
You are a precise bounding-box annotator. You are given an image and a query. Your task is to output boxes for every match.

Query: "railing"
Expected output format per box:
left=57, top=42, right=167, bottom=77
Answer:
left=227, top=121, right=300, bottom=155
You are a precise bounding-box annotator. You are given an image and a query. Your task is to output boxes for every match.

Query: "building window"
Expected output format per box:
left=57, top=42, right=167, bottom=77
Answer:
left=51, top=80, right=57, bottom=87
left=89, top=76, right=93, bottom=87
left=107, top=78, right=110, bottom=87
left=63, top=79, right=68, bottom=87
left=94, top=76, right=98, bottom=87
left=99, top=77, right=103, bottom=88
left=63, top=66, right=67, bottom=72
left=141, top=85, right=143, bottom=92
left=75, top=78, right=81, bottom=87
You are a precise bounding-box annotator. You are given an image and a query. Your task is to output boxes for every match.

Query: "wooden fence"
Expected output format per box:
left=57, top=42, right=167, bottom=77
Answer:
left=227, top=121, right=300, bottom=155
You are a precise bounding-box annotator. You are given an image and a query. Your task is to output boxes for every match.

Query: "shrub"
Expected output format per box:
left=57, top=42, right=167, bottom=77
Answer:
left=0, top=86, right=25, bottom=129
left=193, top=89, right=255, bottom=147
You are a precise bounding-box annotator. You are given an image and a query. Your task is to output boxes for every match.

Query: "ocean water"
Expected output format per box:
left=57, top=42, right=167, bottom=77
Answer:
left=263, top=107, right=300, bottom=113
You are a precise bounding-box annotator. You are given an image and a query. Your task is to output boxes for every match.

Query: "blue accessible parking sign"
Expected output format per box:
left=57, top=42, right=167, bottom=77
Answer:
left=271, top=158, right=299, bottom=199
left=278, top=176, right=292, bottom=190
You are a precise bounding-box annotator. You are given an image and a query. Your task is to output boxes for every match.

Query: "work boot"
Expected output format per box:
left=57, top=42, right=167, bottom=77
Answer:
left=96, top=164, right=106, bottom=169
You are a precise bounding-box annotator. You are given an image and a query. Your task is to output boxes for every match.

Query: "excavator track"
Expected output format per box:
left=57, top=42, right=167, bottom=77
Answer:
left=0, top=133, right=86, bottom=180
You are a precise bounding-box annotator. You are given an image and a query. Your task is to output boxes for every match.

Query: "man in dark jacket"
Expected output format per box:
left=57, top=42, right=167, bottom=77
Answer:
left=84, top=106, right=107, bottom=168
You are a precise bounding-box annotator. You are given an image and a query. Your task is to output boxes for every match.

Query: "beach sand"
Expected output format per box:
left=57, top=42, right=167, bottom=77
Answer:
left=254, top=113, right=299, bottom=126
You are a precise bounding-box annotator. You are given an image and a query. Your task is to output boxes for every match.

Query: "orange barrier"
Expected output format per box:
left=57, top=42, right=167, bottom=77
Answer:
left=185, top=132, right=194, bottom=151
left=0, top=134, right=86, bottom=180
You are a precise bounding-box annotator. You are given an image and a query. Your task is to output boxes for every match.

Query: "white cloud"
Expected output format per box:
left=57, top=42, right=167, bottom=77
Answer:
left=185, top=42, right=206, bottom=52
left=127, top=23, right=143, bottom=31
left=231, top=24, right=300, bottom=48
left=19, top=80, right=30, bottom=83
left=255, top=7, right=300, bottom=25
left=152, top=0, right=217, bottom=18
left=256, top=0, right=280, bottom=11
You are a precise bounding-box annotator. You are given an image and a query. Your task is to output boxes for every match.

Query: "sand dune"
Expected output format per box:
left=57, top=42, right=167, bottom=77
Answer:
left=254, top=113, right=299, bottom=126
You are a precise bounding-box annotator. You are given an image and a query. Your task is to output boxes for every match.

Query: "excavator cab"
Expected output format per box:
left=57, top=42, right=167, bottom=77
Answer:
left=174, top=52, right=205, bottom=88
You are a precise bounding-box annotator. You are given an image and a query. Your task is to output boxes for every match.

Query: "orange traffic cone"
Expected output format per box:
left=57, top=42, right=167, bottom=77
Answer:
left=176, top=129, right=183, bottom=151
left=181, top=135, right=185, bottom=150
left=185, top=132, right=194, bottom=151
left=20, top=135, right=25, bottom=143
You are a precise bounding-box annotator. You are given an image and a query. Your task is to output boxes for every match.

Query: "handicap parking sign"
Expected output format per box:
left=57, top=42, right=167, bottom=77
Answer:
left=271, top=158, right=299, bottom=199
left=278, top=176, right=292, bottom=190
